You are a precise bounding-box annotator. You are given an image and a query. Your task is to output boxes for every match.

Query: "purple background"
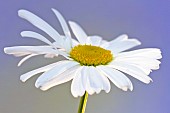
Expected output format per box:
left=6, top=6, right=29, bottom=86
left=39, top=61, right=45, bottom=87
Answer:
left=0, top=0, right=169, bottom=113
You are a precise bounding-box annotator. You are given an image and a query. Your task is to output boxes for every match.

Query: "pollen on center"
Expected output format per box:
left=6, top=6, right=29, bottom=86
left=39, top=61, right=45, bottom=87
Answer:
left=70, top=45, right=113, bottom=66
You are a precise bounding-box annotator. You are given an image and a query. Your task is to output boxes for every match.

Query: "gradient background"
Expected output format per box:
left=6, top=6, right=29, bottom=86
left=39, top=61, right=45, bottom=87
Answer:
left=0, top=0, right=169, bottom=113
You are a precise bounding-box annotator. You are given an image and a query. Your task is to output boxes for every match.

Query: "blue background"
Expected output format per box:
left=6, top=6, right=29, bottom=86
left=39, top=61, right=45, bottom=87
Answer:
left=0, top=0, right=169, bottom=113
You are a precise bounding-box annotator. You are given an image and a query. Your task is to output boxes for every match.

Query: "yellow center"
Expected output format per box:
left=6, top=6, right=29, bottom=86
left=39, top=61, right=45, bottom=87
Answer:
left=70, top=45, right=113, bottom=66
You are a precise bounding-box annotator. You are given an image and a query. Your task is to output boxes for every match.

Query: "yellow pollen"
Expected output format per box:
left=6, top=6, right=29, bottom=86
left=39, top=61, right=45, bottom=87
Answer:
left=70, top=45, right=113, bottom=66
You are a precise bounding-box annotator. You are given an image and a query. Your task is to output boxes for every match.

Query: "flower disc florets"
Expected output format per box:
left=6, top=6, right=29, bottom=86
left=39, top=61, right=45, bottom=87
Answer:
left=70, top=45, right=113, bottom=66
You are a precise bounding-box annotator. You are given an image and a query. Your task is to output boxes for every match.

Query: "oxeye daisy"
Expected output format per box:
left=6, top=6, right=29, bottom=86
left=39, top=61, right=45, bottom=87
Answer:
left=4, top=9, right=162, bottom=113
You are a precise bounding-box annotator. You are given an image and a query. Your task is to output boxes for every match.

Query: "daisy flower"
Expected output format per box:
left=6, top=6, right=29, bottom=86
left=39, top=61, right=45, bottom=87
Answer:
left=4, top=9, right=162, bottom=98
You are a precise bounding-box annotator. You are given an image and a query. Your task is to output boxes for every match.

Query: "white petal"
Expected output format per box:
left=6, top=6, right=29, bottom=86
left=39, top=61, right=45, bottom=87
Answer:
left=71, top=67, right=85, bottom=97
left=117, top=48, right=162, bottom=59
left=110, top=34, right=128, bottom=42
left=102, top=34, right=141, bottom=54
left=72, top=39, right=80, bottom=47
left=97, top=66, right=133, bottom=91
left=108, top=40, right=141, bottom=54
left=44, top=54, right=58, bottom=58
left=115, top=57, right=161, bottom=70
left=10, top=53, right=30, bottom=57
left=100, top=40, right=108, bottom=46
left=84, top=66, right=111, bottom=94
left=20, top=61, right=62, bottom=82
left=35, top=61, right=79, bottom=88
left=101, top=34, right=128, bottom=48
left=108, top=62, right=152, bottom=84
left=40, top=65, right=80, bottom=91
left=87, top=67, right=102, bottom=94
left=18, top=9, right=64, bottom=46
left=63, top=36, right=72, bottom=52
left=126, top=64, right=151, bottom=75
left=93, top=67, right=111, bottom=93
left=4, top=46, right=52, bottom=55
left=4, top=46, right=69, bottom=58
left=69, top=21, right=88, bottom=44
left=86, top=36, right=102, bottom=46
left=18, top=54, right=38, bottom=66
left=21, top=31, right=53, bottom=46
left=52, top=9, right=72, bottom=52
left=51, top=8, right=71, bottom=38
left=81, top=66, right=95, bottom=95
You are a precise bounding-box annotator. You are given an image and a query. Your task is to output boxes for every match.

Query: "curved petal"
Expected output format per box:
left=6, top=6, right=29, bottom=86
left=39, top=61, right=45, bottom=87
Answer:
left=81, top=66, right=95, bottom=95
left=114, top=57, right=161, bottom=70
left=110, top=34, right=128, bottom=42
left=52, top=9, right=72, bottom=52
left=18, top=53, right=57, bottom=67
left=44, top=53, right=58, bottom=58
left=4, top=46, right=53, bottom=55
left=20, top=61, right=63, bottom=82
left=84, top=66, right=111, bottom=94
left=94, top=67, right=111, bottom=93
left=86, top=36, right=102, bottom=46
left=4, top=46, right=69, bottom=58
left=108, top=62, right=152, bottom=84
left=117, top=48, right=162, bottom=59
left=102, top=34, right=141, bottom=54
left=18, top=9, right=64, bottom=47
left=69, top=21, right=87, bottom=44
left=40, top=65, right=80, bottom=91
left=51, top=8, right=71, bottom=38
left=21, top=31, right=53, bottom=46
left=101, top=34, right=128, bottom=48
left=71, top=67, right=85, bottom=97
left=120, top=63, right=151, bottom=75
left=97, top=66, right=133, bottom=91
left=18, top=54, right=38, bottom=66
left=35, top=61, right=79, bottom=88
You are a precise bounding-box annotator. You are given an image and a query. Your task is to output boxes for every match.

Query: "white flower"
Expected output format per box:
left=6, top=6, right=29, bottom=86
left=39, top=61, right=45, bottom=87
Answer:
left=4, top=9, right=162, bottom=97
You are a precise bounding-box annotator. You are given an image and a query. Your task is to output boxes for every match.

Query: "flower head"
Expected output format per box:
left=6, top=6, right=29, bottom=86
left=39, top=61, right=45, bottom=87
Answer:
left=4, top=9, right=162, bottom=97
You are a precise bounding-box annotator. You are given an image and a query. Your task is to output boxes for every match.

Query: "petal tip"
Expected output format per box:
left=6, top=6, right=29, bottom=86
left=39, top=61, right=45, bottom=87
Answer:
left=133, top=39, right=141, bottom=45
left=20, top=76, right=26, bottom=82
left=3, top=48, right=7, bottom=53
left=18, top=9, right=26, bottom=17
left=68, top=21, right=74, bottom=26
left=130, top=86, right=133, bottom=91
left=39, top=86, right=47, bottom=91
left=122, top=34, right=128, bottom=38
left=17, top=63, right=21, bottom=67
left=51, top=8, right=58, bottom=12
left=20, top=31, right=25, bottom=37
left=145, top=79, right=153, bottom=84
left=137, top=40, right=141, bottom=45
left=68, top=21, right=76, bottom=26
left=122, top=87, right=128, bottom=91
left=35, top=82, right=41, bottom=88
left=105, top=88, right=111, bottom=93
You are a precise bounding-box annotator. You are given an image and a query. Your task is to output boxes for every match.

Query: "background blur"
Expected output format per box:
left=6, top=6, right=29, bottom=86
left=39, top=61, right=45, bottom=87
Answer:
left=0, top=0, right=169, bottom=113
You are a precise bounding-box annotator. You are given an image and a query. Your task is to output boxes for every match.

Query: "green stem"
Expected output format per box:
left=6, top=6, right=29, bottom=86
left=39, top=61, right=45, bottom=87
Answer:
left=78, top=92, right=88, bottom=113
